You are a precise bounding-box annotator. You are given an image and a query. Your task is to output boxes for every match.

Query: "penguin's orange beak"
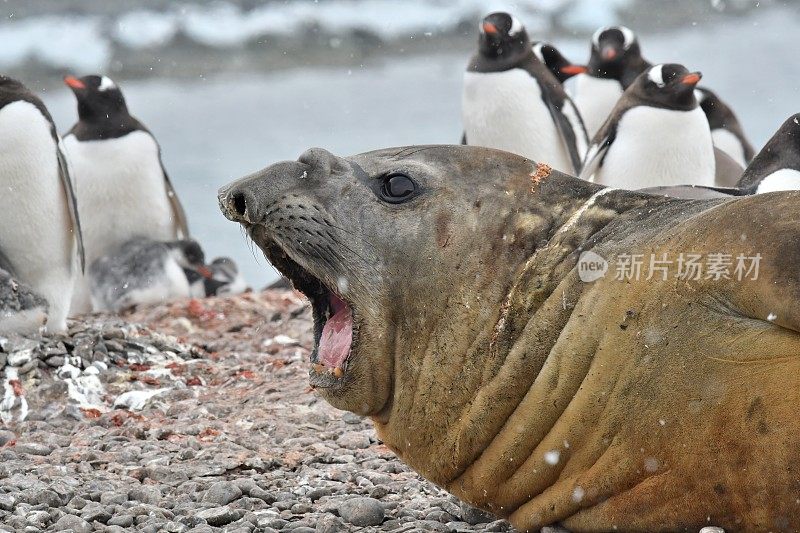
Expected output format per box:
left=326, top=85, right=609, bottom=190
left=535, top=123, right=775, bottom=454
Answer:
left=197, top=266, right=213, bottom=279
left=601, top=47, right=618, bottom=60
left=482, top=22, right=499, bottom=34
left=63, top=76, right=86, bottom=90
left=561, top=65, right=588, bottom=75
left=681, top=72, right=702, bottom=86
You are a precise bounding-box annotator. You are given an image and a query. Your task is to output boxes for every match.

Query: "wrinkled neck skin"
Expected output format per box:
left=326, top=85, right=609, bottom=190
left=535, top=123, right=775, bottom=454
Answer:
left=371, top=174, right=661, bottom=497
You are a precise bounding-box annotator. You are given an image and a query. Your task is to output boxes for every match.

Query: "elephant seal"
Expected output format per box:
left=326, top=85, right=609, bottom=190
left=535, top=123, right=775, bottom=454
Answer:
left=219, top=145, right=800, bottom=532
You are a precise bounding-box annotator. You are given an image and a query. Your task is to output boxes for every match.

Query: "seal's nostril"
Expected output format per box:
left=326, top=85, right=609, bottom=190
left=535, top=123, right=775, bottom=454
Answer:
left=231, top=192, right=247, bottom=220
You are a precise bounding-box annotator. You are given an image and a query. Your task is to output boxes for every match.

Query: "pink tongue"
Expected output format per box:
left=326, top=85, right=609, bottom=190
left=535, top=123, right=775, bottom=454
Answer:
left=319, top=294, right=352, bottom=368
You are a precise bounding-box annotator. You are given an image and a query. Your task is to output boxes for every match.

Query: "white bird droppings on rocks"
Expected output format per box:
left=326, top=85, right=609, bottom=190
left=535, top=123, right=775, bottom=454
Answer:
left=114, top=388, right=170, bottom=410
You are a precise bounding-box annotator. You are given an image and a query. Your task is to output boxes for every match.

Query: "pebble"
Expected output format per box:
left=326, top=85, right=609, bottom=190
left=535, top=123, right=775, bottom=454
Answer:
left=202, top=481, right=243, bottom=505
left=14, top=442, right=53, bottom=456
left=338, top=497, right=386, bottom=526
left=53, top=514, right=92, bottom=533
left=0, top=429, right=12, bottom=446
left=460, top=502, right=496, bottom=525
left=0, top=494, right=14, bottom=511
left=129, top=485, right=162, bottom=505
left=196, top=506, right=241, bottom=526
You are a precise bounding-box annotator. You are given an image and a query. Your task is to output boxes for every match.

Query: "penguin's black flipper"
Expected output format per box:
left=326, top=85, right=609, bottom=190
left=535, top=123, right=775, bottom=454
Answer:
left=56, top=139, right=85, bottom=273
left=546, top=96, right=587, bottom=174
left=159, top=154, right=191, bottom=239
left=579, top=118, right=619, bottom=182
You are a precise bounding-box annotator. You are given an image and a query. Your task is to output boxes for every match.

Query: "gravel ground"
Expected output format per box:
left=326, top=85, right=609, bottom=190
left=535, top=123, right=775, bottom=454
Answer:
left=0, top=290, right=524, bottom=533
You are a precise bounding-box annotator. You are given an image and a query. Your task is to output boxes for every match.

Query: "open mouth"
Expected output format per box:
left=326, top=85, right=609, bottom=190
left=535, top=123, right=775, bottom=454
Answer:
left=259, top=239, right=355, bottom=388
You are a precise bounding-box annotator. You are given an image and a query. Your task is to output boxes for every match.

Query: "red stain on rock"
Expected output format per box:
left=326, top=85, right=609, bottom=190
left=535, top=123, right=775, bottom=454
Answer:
left=187, top=299, right=205, bottom=318
left=80, top=408, right=102, bottom=419
left=185, top=376, right=203, bottom=386
left=166, top=362, right=185, bottom=374
left=9, top=380, right=23, bottom=397
left=129, top=363, right=151, bottom=372
left=198, top=427, right=220, bottom=440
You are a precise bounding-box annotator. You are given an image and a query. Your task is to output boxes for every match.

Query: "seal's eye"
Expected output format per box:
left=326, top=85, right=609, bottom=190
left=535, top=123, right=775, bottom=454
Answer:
left=379, top=173, right=417, bottom=203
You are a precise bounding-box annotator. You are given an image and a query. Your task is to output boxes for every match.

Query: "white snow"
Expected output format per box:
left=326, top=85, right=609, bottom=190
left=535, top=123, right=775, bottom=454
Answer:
left=544, top=449, right=561, bottom=465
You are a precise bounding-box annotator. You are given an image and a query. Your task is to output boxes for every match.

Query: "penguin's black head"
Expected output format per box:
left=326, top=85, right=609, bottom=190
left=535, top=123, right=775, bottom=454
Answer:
left=633, top=63, right=702, bottom=110
left=64, top=74, right=128, bottom=120
left=478, top=12, right=529, bottom=59
left=532, top=41, right=587, bottom=83
left=172, top=239, right=206, bottom=267
left=589, top=25, right=642, bottom=78
left=776, top=113, right=800, bottom=151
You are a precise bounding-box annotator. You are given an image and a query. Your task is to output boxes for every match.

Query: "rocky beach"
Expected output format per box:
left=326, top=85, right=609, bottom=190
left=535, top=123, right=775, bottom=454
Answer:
left=0, top=291, right=522, bottom=533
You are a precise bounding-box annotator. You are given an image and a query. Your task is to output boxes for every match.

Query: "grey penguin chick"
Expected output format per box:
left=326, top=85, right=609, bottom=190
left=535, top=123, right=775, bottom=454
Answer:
left=205, top=257, right=249, bottom=296
left=89, top=237, right=207, bottom=313
left=0, top=267, right=49, bottom=335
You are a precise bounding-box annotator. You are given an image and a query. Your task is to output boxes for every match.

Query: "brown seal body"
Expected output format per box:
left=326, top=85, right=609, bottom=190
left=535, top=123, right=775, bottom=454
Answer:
left=220, top=145, right=800, bottom=532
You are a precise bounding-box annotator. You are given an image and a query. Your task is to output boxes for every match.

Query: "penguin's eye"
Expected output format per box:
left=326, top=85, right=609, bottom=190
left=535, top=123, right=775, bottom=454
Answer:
left=378, top=173, right=417, bottom=203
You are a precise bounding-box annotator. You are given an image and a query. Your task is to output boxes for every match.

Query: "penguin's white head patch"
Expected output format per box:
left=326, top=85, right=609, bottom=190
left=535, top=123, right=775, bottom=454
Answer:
left=98, top=76, right=117, bottom=92
left=694, top=89, right=706, bottom=103
left=592, top=25, right=636, bottom=50
left=617, top=26, right=635, bottom=49
left=509, top=15, right=523, bottom=36
left=648, top=64, right=666, bottom=88
left=532, top=41, right=545, bottom=61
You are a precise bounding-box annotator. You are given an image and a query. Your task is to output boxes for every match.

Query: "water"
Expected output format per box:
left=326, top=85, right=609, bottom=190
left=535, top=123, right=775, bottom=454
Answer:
left=40, top=6, right=799, bottom=288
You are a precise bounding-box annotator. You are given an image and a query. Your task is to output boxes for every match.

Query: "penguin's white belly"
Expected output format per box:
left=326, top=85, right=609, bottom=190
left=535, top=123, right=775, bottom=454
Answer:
left=462, top=70, right=572, bottom=173
left=711, top=128, right=747, bottom=167
left=0, top=101, right=75, bottom=332
left=64, top=131, right=176, bottom=265
left=569, top=74, right=623, bottom=139
left=755, top=169, right=800, bottom=194
left=596, top=106, right=715, bottom=189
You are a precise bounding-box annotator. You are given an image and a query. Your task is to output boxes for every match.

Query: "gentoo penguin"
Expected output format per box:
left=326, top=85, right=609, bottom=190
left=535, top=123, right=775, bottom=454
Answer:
left=569, top=25, right=651, bottom=138
left=0, top=268, right=49, bottom=335
left=62, top=74, right=189, bottom=315
left=737, top=114, right=800, bottom=193
left=0, top=76, right=84, bottom=333
left=531, top=41, right=587, bottom=84
left=89, top=237, right=207, bottom=312
left=204, top=257, right=248, bottom=296
left=580, top=64, right=715, bottom=189
left=695, top=87, right=755, bottom=167
left=462, top=12, right=588, bottom=174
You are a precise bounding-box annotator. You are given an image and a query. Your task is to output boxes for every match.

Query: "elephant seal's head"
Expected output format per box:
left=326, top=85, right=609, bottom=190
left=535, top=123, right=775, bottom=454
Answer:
left=220, top=146, right=594, bottom=416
